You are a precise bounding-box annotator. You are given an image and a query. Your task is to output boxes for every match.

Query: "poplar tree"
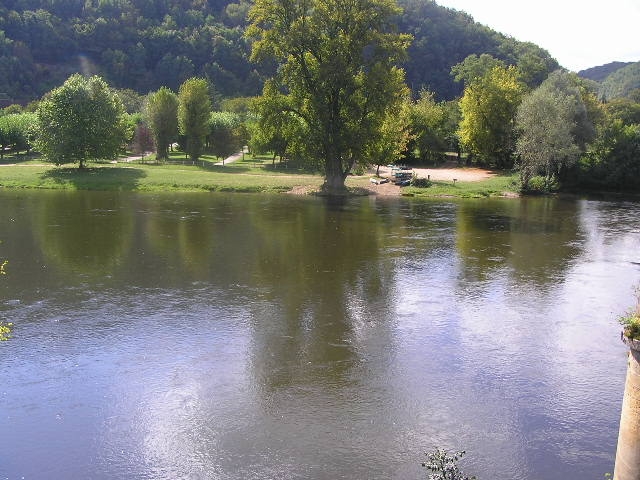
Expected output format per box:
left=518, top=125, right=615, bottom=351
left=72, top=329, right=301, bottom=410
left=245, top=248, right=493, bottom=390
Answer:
left=144, top=87, right=178, bottom=161
left=178, top=78, right=211, bottom=161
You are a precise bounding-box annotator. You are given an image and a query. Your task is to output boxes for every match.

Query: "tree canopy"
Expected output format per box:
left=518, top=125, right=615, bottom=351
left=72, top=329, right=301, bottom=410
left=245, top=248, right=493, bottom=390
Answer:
left=458, top=65, right=526, bottom=168
left=247, top=0, right=411, bottom=193
left=515, top=71, right=586, bottom=190
left=36, top=74, right=128, bottom=168
left=0, top=0, right=559, bottom=104
left=145, top=87, right=178, bottom=161
left=178, top=78, right=211, bottom=161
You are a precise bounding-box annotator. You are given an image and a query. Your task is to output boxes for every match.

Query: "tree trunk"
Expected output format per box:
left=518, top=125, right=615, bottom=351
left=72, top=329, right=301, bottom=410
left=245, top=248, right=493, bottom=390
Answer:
left=322, top=156, right=348, bottom=195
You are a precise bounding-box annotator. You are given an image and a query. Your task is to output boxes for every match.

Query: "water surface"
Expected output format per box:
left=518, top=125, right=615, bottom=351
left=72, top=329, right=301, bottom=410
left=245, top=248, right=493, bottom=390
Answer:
left=1, top=191, right=639, bottom=479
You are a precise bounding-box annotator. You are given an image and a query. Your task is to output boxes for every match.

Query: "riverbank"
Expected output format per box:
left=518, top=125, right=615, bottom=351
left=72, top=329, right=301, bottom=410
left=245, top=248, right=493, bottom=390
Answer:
left=0, top=154, right=519, bottom=198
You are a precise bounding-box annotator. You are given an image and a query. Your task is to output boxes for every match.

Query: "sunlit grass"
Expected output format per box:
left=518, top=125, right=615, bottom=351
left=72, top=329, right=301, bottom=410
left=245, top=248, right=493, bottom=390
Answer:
left=0, top=152, right=520, bottom=197
left=0, top=161, right=325, bottom=193
left=402, top=172, right=520, bottom=198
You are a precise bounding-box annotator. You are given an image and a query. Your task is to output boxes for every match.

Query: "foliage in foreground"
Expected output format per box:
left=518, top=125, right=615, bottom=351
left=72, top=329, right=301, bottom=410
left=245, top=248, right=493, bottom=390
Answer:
left=422, top=448, right=476, bottom=480
left=0, top=321, right=13, bottom=341
left=144, top=87, right=178, bottom=161
left=515, top=71, right=589, bottom=191
left=619, top=287, right=640, bottom=340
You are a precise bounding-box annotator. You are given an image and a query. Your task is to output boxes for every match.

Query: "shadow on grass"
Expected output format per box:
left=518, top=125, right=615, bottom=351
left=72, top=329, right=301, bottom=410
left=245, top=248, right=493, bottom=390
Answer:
left=40, top=167, right=147, bottom=190
left=0, top=152, right=40, bottom=165
left=150, top=158, right=254, bottom=174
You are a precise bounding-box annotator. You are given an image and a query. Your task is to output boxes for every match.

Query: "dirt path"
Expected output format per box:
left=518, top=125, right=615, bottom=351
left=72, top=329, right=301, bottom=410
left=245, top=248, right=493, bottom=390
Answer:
left=373, top=162, right=496, bottom=182
left=360, top=162, right=496, bottom=196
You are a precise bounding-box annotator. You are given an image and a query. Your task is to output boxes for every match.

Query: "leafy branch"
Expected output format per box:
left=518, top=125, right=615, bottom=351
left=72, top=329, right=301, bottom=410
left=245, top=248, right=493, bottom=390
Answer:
left=422, top=448, right=476, bottom=480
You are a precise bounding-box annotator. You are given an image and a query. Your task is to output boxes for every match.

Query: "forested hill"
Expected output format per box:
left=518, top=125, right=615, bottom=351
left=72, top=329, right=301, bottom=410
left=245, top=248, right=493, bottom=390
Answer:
left=598, top=62, right=640, bottom=101
left=0, top=0, right=559, bottom=103
left=578, top=62, right=633, bottom=83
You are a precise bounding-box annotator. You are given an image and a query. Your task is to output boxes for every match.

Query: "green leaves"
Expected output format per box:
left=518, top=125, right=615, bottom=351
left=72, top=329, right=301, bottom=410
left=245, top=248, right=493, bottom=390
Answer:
left=515, top=70, right=592, bottom=191
left=145, top=87, right=178, bottom=160
left=0, top=321, right=12, bottom=341
left=458, top=65, right=526, bottom=168
left=178, top=78, right=211, bottom=161
left=35, top=74, right=128, bottom=168
left=247, top=0, right=411, bottom=192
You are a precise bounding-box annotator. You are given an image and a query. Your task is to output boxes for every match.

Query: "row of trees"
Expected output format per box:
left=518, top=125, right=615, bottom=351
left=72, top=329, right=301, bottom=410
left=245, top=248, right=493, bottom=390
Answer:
left=1, top=74, right=246, bottom=168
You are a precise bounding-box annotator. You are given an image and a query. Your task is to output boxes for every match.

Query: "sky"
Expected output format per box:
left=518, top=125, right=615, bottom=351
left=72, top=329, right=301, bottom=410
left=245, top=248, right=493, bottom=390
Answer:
left=434, top=0, right=640, bottom=72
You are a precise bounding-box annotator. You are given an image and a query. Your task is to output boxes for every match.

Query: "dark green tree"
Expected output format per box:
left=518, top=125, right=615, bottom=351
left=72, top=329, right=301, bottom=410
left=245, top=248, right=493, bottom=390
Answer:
left=177, top=78, right=211, bottom=161
left=144, top=87, right=179, bottom=161
left=579, top=120, right=640, bottom=192
left=515, top=71, right=585, bottom=190
left=247, top=0, right=411, bottom=193
left=35, top=74, right=128, bottom=168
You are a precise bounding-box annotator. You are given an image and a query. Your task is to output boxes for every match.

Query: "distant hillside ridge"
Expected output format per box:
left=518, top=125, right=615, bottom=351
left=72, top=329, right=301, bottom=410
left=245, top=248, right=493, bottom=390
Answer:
left=0, top=0, right=559, bottom=103
left=598, top=61, right=640, bottom=101
left=578, top=61, right=633, bottom=83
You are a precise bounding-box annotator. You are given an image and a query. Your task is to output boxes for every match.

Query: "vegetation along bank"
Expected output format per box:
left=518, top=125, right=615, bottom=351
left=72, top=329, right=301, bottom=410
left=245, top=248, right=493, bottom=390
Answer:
left=0, top=0, right=638, bottom=196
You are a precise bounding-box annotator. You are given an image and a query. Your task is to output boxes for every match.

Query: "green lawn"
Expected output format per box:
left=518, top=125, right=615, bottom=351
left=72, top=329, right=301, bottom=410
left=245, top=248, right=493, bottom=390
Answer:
left=402, top=172, right=520, bottom=198
left=0, top=153, right=520, bottom=197
left=0, top=157, right=325, bottom=193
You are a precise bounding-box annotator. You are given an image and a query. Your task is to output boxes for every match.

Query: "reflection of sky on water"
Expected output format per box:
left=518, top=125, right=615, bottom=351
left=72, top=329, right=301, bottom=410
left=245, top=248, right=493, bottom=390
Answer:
left=0, top=192, right=639, bottom=479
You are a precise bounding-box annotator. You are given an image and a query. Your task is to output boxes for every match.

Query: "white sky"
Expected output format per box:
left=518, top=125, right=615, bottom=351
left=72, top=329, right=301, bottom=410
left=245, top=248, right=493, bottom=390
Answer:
left=434, top=0, right=640, bottom=72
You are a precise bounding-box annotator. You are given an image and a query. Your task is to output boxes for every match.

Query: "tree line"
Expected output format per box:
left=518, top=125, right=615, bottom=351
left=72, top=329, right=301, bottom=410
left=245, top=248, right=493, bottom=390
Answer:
left=0, top=0, right=559, bottom=104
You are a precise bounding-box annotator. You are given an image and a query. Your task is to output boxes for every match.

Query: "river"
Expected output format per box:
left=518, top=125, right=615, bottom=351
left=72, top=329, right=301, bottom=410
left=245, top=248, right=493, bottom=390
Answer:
left=1, top=191, right=639, bottom=479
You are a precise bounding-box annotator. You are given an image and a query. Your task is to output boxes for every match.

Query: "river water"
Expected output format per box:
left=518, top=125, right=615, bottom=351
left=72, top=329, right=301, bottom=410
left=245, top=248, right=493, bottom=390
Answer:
left=1, top=191, right=639, bottom=479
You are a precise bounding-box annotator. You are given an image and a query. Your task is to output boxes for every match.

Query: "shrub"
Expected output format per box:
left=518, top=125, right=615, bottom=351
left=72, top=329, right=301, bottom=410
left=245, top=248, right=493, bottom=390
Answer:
left=411, top=174, right=432, bottom=188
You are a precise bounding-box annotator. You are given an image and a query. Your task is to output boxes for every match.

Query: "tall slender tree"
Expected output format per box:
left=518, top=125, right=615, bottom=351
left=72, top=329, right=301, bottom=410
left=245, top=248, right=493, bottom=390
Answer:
left=144, top=87, right=178, bottom=161
left=178, top=78, right=211, bottom=161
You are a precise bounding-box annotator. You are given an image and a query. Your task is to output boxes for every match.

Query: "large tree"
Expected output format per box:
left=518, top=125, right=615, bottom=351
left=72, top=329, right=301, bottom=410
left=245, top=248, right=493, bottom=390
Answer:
left=36, top=74, right=127, bottom=168
left=144, top=87, right=178, bottom=161
left=247, top=0, right=411, bottom=193
left=458, top=65, right=526, bottom=168
left=178, top=78, right=211, bottom=161
left=515, top=74, right=582, bottom=190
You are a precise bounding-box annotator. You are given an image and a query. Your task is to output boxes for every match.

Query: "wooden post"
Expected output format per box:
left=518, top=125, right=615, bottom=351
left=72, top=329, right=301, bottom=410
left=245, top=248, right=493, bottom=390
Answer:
left=614, top=335, right=640, bottom=480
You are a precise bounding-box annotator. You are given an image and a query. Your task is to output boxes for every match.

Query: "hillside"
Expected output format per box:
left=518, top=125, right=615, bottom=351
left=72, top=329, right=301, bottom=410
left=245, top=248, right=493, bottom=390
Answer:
left=0, top=0, right=559, bottom=104
left=599, top=61, right=640, bottom=100
left=578, top=61, right=632, bottom=83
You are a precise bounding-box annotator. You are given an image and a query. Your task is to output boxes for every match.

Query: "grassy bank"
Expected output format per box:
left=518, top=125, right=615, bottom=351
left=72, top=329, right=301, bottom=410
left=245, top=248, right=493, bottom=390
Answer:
left=403, top=173, right=520, bottom=198
left=0, top=153, right=324, bottom=193
left=0, top=152, right=520, bottom=197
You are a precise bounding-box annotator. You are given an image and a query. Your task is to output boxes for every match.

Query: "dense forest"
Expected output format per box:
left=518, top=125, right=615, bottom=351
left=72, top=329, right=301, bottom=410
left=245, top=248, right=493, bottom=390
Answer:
left=0, top=0, right=559, bottom=103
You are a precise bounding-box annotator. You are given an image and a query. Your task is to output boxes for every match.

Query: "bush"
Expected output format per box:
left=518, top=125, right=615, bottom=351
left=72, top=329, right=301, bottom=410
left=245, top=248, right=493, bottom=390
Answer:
left=620, top=287, right=640, bottom=340
left=410, top=174, right=432, bottom=188
left=521, top=175, right=559, bottom=194
left=422, top=448, right=476, bottom=480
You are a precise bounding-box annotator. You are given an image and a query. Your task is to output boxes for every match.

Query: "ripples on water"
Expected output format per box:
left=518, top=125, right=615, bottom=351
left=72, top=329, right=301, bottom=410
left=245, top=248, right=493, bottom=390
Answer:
left=0, top=192, right=639, bottom=479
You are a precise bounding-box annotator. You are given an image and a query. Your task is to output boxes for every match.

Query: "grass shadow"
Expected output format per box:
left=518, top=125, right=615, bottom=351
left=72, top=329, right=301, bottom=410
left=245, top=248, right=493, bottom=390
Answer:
left=40, top=166, right=147, bottom=190
left=0, top=152, right=41, bottom=165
